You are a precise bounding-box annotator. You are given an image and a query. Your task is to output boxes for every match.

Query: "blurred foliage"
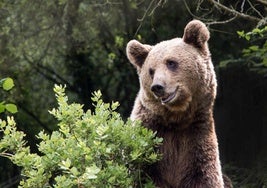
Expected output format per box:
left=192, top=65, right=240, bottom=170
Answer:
left=220, top=25, right=267, bottom=75
left=239, top=26, right=267, bottom=75
left=0, top=0, right=136, bottom=132
left=0, top=85, right=162, bottom=187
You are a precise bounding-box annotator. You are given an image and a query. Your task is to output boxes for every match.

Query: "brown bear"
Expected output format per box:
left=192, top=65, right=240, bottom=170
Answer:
left=126, top=20, right=232, bottom=188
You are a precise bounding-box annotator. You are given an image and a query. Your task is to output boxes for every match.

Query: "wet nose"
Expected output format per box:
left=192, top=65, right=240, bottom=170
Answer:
left=151, top=84, right=165, bottom=97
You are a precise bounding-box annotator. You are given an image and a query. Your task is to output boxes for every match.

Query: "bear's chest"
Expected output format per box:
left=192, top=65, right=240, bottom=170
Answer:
left=149, top=128, right=195, bottom=187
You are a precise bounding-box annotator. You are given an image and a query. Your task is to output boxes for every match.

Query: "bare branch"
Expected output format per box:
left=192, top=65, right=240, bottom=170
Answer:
left=137, top=1, right=153, bottom=22
left=22, top=52, right=75, bottom=92
left=0, top=153, right=14, bottom=158
left=183, top=0, right=213, bottom=22
left=148, top=0, right=166, bottom=16
left=134, top=0, right=166, bottom=36
left=184, top=0, right=237, bottom=25
left=240, top=0, right=245, bottom=13
left=183, top=0, right=199, bottom=19
left=206, top=15, right=238, bottom=25
left=256, top=0, right=267, bottom=6
left=207, top=0, right=261, bottom=23
left=247, top=0, right=264, bottom=19
left=90, top=0, right=122, bottom=7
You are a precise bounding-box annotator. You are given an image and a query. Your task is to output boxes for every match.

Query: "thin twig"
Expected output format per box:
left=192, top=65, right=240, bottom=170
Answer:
left=247, top=0, right=264, bottom=19
left=90, top=0, right=122, bottom=7
left=137, top=0, right=155, bottom=22
left=206, top=15, right=238, bottom=25
left=240, top=0, right=246, bottom=13
left=183, top=0, right=212, bottom=22
left=184, top=0, right=237, bottom=25
left=148, top=0, right=166, bottom=16
left=134, top=0, right=155, bottom=37
left=134, top=0, right=166, bottom=37
left=209, top=28, right=236, bottom=35
left=0, top=152, right=13, bottom=158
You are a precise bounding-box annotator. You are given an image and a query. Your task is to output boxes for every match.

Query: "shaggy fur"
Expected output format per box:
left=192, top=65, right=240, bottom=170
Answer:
left=126, top=20, right=232, bottom=188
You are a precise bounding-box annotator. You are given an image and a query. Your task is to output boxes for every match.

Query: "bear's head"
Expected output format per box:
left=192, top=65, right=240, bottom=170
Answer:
left=127, top=20, right=216, bottom=114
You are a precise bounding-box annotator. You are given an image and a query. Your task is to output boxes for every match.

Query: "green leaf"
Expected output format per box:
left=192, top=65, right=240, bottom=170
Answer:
left=237, top=30, right=245, bottom=37
left=5, top=103, right=18, bottom=113
left=0, top=102, right=5, bottom=113
left=245, top=35, right=251, bottom=41
left=252, top=28, right=261, bottom=34
left=85, top=165, right=100, bottom=179
left=62, top=158, right=71, bottom=168
left=115, top=36, right=124, bottom=48
left=58, top=0, right=67, bottom=5
left=219, top=60, right=232, bottom=68
left=137, top=34, right=142, bottom=41
left=249, top=45, right=259, bottom=51
left=262, top=58, right=267, bottom=67
left=70, top=167, right=79, bottom=176
left=2, top=78, right=15, bottom=91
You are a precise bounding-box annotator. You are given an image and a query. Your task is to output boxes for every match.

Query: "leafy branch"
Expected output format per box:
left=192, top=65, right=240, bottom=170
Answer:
left=0, top=78, right=18, bottom=114
left=0, top=85, right=162, bottom=187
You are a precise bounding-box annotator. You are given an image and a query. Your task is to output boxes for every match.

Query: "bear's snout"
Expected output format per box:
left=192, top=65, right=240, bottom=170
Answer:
left=151, top=84, right=165, bottom=97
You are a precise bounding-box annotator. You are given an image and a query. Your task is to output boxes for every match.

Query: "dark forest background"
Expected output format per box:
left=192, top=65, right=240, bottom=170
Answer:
left=0, top=0, right=267, bottom=187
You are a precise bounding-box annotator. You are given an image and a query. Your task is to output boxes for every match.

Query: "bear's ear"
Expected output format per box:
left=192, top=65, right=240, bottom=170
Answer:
left=183, top=20, right=210, bottom=54
left=126, top=40, right=152, bottom=68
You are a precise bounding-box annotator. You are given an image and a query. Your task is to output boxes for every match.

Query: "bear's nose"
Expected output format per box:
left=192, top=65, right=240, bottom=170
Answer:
left=151, top=84, right=165, bottom=97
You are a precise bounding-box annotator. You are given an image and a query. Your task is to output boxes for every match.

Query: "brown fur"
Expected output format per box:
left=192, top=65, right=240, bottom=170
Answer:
left=126, top=20, right=232, bottom=188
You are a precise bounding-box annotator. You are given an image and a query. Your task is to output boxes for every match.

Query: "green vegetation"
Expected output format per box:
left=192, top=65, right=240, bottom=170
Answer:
left=0, top=0, right=267, bottom=187
left=0, top=77, right=17, bottom=114
left=220, top=25, right=267, bottom=75
left=0, top=85, right=162, bottom=187
left=239, top=26, right=267, bottom=74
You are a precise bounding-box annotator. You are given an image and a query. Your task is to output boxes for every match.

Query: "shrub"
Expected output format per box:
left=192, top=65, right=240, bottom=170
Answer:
left=0, top=85, right=162, bottom=188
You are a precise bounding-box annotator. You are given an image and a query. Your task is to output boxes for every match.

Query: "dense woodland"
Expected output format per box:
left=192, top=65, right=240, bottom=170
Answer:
left=0, top=0, right=267, bottom=187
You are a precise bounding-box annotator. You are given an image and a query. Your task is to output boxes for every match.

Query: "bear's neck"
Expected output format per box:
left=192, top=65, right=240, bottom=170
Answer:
left=132, top=95, right=214, bottom=132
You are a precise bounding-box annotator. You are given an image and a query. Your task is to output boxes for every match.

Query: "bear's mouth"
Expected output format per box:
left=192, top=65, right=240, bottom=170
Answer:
left=160, top=91, right=177, bottom=104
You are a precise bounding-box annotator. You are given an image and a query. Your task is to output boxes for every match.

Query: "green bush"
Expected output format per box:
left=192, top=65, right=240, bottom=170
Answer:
left=0, top=85, right=162, bottom=188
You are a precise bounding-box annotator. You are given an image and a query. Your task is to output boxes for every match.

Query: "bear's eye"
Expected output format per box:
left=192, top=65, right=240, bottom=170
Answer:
left=149, top=68, right=154, bottom=78
left=166, top=60, right=178, bottom=71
